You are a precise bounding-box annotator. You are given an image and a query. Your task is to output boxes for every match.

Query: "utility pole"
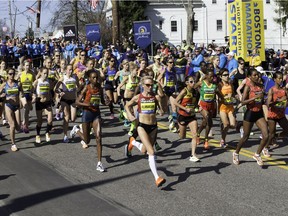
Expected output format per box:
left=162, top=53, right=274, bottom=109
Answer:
left=74, top=0, right=79, bottom=39
left=112, top=0, right=119, bottom=44
left=36, top=0, right=42, bottom=28
left=9, top=0, right=13, bottom=38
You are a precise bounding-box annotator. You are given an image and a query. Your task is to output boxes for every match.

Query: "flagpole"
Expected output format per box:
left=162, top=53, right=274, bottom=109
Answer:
left=36, top=0, right=42, bottom=29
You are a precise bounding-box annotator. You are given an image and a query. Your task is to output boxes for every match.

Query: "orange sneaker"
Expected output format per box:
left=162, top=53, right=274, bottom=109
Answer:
left=155, top=177, right=166, bottom=187
left=128, top=136, right=134, bottom=152
left=204, top=140, right=210, bottom=150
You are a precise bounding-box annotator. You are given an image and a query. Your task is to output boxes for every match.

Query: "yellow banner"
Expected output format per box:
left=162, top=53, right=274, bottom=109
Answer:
left=228, top=0, right=265, bottom=62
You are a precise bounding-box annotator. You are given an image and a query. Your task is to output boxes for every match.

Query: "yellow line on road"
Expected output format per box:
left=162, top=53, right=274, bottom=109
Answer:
left=157, top=122, right=288, bottom=170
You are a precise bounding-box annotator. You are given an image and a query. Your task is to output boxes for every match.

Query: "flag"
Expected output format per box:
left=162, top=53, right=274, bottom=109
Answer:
left=90, top=0, right=99, bottom=10
left=26, top=6, right=40, bottom=14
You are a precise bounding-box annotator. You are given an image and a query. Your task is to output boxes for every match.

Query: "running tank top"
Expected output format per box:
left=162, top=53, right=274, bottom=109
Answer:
left=247, top=84, right=264, bottom=112
left=138, top=93, right=157, bottom=114
left=268, top=86, right=287, bottom=119
left=125, top=75, right=139, bottom=91
left=63, top=75, right=77, bottom=92
left=83, top=84, right=101, bottom=112
left=164, top=69, right=176, bottom=88
left=36, top=79, right=50, bottom=95
left=178, top=87, right=196, bottom=117
left=220, top=83, right=234, bottom=105
left=200, top=81, right=216, bottom=103
left=106, top=66, right=117, bottom=82
left=5, top=82, right=20, bottom=97
left=20, top=72, right=34, bottom=94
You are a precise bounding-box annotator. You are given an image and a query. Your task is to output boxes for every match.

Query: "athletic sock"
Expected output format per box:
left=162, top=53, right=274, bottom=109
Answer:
left=46, top=124, right=52, bottom=133
left=148, top=155, right=159, bottom=180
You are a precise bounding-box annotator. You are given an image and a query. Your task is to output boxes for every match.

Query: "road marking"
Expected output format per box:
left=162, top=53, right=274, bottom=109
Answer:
left=157, top=122, right=288, bottom=170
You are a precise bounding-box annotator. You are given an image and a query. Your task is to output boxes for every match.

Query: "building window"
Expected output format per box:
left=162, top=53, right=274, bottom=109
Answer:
left=194, top=20, right=198, bottom=31
left=264, top=19, right=267, bottom=30
left=171, top=20, right=177, bottom=32
left=159, top=20, right=163, bottom=30
left=266, top=0, right=270, bottom=3
left=217, top=20, right=222, bottom=31
left=212, top=0, right=217, bottom=4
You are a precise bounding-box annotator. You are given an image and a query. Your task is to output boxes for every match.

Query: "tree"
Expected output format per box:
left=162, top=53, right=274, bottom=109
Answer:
left=274, top=0, right=288, bottom=36
left=118, top=1, right=149, bottom=38
left=183, top=0, right=195, bottom=43
left=48, top=0, right=111, bottom=43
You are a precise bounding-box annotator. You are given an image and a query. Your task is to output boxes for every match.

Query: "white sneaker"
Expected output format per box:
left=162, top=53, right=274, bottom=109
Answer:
left=70, top=125, right=79, bottom=138
left=35, top=135, right=41, bottom=144
left=81, top=140, right=88, bottom=149
left=11, top=144, right=18, bottom=152
left=96, top=161, right=105, bottom=172
left=208, top=128, right=213, bottom=137
left=189, top=156, right=200, bottom=162
left=45, top=133, right=51, bottom=142
left=2, top=119, right=7, bottom=126
left=63, top=135, right=69, bottom=143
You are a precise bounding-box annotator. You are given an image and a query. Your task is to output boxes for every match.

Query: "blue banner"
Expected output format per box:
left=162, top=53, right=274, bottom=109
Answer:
left=133, top=21, right=152, bottom=49
left=86, top=23, right=101, bottom=43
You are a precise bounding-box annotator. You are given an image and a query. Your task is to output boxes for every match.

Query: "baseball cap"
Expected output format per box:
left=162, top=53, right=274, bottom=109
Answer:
left=227, top=51, right=235, bottom=57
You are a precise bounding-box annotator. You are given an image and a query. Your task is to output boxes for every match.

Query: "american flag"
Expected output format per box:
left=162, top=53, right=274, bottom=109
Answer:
left=90, top=0, right=100, bottom=10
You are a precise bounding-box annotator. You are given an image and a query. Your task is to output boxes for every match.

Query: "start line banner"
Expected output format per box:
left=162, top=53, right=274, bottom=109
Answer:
left=228, top=0, right=265, bottom=61
left=86, top=23, right=101, bottom=43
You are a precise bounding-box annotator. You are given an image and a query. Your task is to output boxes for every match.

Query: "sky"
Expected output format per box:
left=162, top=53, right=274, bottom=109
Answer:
left=0, top=0, right=56, bottom=37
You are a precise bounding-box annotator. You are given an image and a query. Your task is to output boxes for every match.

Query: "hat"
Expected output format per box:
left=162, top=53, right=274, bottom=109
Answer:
left=154, top=55, right=160, bottom=59
left=111, top=45, right=115, bottom=48
left=256, top=66, right=264, bottom=73
left=227, top=51, right=235, bottom=57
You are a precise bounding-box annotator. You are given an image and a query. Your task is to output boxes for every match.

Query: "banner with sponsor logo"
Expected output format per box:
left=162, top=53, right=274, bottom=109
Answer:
left=63, top=25, right=76, bottom=41
left=133, top=20, right=152, bottom=49
left=86, top=23, right=101, bottom=43
left=228, top=0, right=265, bottom=61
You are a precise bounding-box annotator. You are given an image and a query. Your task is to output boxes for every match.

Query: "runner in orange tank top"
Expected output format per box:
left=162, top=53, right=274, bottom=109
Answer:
left=265, top=72, right=288, bottom=156
left=232, top=68, right=268, bottom=166
left=218, top=69, right=236, bottom=148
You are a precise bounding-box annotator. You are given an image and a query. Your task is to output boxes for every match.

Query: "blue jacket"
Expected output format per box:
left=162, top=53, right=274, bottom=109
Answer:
left=226, top=58, right=238, bottom=74
left=218, top=53, right=227, bottom=69
left=191, top=54, right=204, bottom=73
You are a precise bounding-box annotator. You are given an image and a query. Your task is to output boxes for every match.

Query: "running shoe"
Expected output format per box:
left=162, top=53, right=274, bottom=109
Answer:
left=11, top=144, right=18, bottom=152
left=119, top=110, right=125, bottom=122
left=232, top=151, right=239, bottom=165
left=70, top=125, right=79, bottom=138
left=0, top=131, right=3, bottom=139
left=124, top=120, right=131, bottom=127
left=81, top=140, right=88, bottom=149
left=262, top=148, right=271, bottom=157
left=96, top=161, right=105, bottom=172
left=45, top=133, right=51, bottom=142
left=253, top=153, right=264, bottom=166
left=2, top=119, right=7, bottom=126
left=35, top=135, right=41, bottom=144
left=124, top=144, right=132, bottom=157
left=155, top=177, right=166, bottom=187
left=220, top=139, right=227, bottom=148
left=23, top=124, right=29, bottom=134
left=128, top=136, right=134, bottom=152
left=154, top=142, right=162, bottom=151
left=204, top=141, right=210, bottom=150
left=189, top=156, right=200, bottom=162
left=63, top=135, right=69, bottom=143
left=110, top=114, right=115, bottom=119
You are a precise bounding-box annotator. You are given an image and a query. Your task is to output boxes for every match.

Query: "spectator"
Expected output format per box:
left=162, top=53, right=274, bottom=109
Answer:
left=191, top=47, right=204, bottom=73
left=226, top=51, right=238, bottom=77
left=215, top=46, right=227, bottom=69
left=249, top=48, right=261, bottom=67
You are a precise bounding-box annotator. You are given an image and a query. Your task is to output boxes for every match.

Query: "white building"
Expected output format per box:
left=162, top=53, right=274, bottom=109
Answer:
left=106, top=0, right=288, bottom=49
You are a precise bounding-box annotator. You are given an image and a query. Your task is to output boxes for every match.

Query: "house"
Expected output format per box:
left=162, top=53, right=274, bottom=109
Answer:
left=105, top=0, right=288, bottom=49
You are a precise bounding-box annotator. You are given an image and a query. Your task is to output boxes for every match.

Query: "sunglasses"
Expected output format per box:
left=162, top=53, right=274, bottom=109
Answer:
left=168, top=61, right=174, bottom=64
left=55, top=55, right=60, bottom=57
left=110, top=60, right=115, bottom=62
left=81, top=54, right=85, bottom=56
left=239, top=62, right=244, bottom=65
left=189, top=80, right=195, bottom=83
left=144, top=83, right=153, bottom=87
left=8, top=73, right=15, bottom=75
left=216, top=50, right=221, bottom=51
left=222, top=74, right=229, bottom=77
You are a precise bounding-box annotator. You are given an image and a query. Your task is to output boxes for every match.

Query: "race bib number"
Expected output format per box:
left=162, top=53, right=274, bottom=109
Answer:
left=90, top=95, right=100, bottom=106
left=141, top=102, right=155, bottom=114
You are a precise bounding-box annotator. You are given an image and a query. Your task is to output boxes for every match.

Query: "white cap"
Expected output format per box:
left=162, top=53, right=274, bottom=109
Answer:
left=256, top=66, right=264, bottom=72
left=227, top=51, right=235, bottom=57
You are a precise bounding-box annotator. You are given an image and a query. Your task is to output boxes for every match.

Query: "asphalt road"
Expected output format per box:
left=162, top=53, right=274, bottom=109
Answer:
left=0, top=106, right=287, bottom=216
